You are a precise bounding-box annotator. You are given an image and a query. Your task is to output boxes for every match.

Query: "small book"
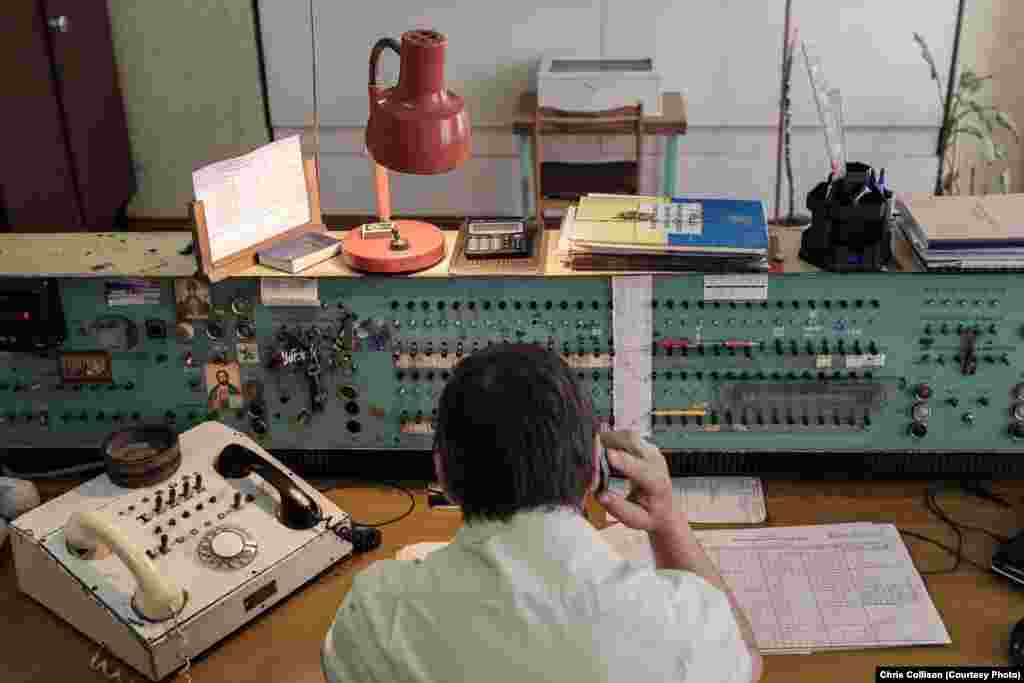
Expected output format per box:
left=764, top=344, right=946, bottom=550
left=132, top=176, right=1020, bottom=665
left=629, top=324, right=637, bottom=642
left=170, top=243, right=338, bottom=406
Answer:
left=256, top=231, right=341, bottom=273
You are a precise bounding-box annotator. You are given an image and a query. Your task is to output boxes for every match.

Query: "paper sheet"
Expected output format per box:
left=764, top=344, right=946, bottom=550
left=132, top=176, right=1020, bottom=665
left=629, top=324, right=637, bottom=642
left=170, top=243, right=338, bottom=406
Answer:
left=612, top=276, right=653, bottom=435
left=259, top=278, right=319, bottom=306
left=193, top=135, right=311, bottom=262
left=607, top=477, right=766, bottom=524
left=602, top=522, right=951, bottom=653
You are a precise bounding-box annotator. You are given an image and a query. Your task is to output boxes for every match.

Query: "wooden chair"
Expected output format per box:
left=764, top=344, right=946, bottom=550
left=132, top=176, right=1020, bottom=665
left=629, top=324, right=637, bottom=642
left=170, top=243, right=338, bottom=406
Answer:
left=531, top=102, right=644, bottom=227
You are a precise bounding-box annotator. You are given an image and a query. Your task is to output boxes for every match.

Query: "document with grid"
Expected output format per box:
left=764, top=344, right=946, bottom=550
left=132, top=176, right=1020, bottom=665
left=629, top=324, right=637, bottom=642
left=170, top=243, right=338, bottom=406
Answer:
left=600, top=522, right=951, bottom=653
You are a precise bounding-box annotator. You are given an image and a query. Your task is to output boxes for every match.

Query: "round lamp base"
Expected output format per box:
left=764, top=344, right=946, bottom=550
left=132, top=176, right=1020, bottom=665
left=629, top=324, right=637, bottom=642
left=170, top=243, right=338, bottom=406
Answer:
left=343, top=220, right=446, bottom=274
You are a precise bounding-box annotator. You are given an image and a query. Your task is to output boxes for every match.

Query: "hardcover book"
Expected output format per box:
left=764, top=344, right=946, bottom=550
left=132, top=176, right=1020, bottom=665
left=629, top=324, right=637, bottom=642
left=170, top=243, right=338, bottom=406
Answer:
left=256, top=232, right=341, bottom=273
left=571, top=195, right=768, bottom=254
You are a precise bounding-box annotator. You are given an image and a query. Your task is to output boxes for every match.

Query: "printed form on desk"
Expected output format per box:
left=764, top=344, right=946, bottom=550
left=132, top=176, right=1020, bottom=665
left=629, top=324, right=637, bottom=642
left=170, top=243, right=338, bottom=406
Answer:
left=602, top=522, right=951, bottom=653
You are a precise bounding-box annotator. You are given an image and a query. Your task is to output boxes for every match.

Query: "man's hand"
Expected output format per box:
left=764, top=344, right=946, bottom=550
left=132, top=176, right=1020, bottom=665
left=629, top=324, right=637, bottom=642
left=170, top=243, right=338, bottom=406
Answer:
left=596, top=430, right=682, bottom=534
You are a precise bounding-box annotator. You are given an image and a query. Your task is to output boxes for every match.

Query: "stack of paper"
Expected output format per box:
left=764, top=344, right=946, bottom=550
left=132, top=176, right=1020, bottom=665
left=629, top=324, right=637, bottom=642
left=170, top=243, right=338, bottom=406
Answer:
left=559, top=194, right=769, bottom=272
left=900, top=194, right=1024, bottom=271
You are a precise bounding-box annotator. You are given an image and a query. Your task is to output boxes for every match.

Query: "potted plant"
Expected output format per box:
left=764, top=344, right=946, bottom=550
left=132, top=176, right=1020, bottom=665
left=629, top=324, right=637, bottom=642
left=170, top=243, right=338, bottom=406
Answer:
left=915, top=32, right=1018, bottom=195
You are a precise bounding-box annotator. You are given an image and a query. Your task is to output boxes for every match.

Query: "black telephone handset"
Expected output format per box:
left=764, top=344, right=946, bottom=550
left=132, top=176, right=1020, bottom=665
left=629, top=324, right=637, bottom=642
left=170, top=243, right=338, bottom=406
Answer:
left=215, top=444, right=321, bottom=530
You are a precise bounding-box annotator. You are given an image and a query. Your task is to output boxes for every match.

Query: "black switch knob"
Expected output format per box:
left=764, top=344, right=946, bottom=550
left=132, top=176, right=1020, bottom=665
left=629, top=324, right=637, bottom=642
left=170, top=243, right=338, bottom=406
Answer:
left=169, top=487, right=176, bottom=505
left=1010, top=423, right=1024, bottom=440
left=160, top=534, right=169, bottom=553
left=908, top=422, right=928, bottom=438
left=234, top=491, right=242, bottom=508
left=195, top=474, right=203, bottom=491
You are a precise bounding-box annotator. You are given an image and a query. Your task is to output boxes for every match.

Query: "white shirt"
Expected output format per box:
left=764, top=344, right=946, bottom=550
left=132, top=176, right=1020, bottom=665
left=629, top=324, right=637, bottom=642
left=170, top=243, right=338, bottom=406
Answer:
left=322, top=507, right=752, bottom=683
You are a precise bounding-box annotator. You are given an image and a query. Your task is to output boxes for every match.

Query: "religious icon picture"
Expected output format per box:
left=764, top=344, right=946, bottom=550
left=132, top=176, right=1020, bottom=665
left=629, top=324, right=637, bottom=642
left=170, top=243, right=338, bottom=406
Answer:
left=205, top=361, right=243, bottom=411
left=174, top=277, right=211, bottom=321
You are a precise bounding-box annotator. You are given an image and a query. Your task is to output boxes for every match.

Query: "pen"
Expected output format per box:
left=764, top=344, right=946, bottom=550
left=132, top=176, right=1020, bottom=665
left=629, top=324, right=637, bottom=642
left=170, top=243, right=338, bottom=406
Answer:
left=878, top=168, right=887, bottom=194
left=824, top=172, right=835, bottom=202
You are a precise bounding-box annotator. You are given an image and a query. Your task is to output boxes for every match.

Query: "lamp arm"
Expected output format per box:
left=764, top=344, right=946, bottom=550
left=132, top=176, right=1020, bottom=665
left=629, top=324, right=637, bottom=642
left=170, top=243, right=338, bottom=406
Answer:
left=373, top=160, right=391, bottom=222
left=368, top=38, right=401, bottom=87
left=367, top=37, right=400, bottom=224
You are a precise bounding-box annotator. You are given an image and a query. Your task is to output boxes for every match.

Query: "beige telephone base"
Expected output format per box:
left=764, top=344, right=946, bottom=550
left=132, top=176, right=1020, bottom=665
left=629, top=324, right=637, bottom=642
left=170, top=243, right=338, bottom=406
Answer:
left=11, top=422, right=353, bottom=681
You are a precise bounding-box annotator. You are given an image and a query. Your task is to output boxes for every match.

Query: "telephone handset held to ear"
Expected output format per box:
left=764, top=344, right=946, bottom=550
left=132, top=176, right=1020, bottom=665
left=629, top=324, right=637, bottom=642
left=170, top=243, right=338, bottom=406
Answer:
left=214, top=443, right=321, bottom=530
left=596, top=431, right=651, bottom=496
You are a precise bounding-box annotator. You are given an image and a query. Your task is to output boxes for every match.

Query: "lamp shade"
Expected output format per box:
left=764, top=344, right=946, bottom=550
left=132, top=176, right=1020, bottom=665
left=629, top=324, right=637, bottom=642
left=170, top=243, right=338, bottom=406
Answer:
left=366, top=30, right=471, bottom=175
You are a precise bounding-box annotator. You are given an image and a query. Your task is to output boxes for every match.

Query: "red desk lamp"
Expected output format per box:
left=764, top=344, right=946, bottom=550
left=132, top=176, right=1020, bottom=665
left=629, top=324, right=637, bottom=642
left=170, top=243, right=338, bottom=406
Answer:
left=342, top=29, right=471, bottom=273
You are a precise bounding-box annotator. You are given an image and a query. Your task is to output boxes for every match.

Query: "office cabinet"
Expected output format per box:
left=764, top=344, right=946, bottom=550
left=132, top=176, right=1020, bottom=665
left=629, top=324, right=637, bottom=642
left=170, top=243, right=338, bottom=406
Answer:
left=1, top=0, right=135, bottom=231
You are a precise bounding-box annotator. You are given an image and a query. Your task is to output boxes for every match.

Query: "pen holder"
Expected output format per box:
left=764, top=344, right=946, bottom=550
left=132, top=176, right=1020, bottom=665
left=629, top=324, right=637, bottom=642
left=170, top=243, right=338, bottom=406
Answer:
left=800, top=162, right=893, bottom=272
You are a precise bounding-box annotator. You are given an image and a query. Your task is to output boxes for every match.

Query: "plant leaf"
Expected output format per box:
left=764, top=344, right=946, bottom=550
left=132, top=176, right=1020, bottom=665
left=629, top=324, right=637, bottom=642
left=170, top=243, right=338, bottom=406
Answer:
left=955, top=124, right=996, bottom=160
left=959, top=70, right=980, bottom=94
left=993, top=110, right=1020, bottom=142
left=968, top=101, right=994, bottom=133
left=999, top=169, right=1012, bottom=194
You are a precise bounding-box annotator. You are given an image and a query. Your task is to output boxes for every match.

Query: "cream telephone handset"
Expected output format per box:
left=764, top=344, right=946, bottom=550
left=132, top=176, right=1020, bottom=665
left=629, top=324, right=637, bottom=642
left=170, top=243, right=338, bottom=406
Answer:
left=10, top=421, right=352, bottom=681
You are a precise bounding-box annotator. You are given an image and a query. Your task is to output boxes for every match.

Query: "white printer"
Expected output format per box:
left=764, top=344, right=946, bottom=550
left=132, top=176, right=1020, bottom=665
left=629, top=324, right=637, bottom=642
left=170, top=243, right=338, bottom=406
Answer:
left=536, top=56, right=661, bottom=115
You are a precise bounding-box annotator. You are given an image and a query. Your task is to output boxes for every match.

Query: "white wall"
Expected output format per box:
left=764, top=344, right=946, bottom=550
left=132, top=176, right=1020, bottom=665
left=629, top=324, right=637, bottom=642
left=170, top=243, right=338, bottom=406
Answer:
left=259, top=1, right=954, bottom=216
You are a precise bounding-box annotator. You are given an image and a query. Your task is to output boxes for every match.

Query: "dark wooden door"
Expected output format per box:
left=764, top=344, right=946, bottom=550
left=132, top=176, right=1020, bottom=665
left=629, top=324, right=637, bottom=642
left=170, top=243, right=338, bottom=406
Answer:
left=45, top=0, right=135, bottom=228
left=0, top=0, right=83, bottom=228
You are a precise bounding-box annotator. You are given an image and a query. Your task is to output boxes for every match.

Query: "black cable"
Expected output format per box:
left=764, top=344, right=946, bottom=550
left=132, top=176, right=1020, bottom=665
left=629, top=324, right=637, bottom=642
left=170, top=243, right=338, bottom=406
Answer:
left=924, top=483, right=965, bottom=573
left=907, top=481, right=1011, bottom=576
left=311, top=478, right=417, bottom=528
left=929, top=481, right=1007, bottom=544
left=898, top=528, right=989, bottom=574
left=349, top=482, right=417, bottom=528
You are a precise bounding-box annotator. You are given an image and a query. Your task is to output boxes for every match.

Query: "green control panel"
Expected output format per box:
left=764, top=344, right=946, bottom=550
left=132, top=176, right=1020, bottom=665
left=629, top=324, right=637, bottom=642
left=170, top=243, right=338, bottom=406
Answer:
left=1, top=273, right=1022, bottom=474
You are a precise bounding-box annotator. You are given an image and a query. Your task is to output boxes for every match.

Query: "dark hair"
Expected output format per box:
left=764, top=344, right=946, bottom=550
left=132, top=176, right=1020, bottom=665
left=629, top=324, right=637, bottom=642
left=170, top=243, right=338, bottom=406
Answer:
left=433, top=343, right=596, bottom=522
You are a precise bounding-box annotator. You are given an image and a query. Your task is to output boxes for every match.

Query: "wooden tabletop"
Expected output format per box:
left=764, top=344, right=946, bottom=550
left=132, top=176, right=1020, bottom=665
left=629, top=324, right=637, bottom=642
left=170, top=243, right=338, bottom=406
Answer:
left=513, top=91, right=688, bottom=135
left=4, top=478, right=1023, bottom=682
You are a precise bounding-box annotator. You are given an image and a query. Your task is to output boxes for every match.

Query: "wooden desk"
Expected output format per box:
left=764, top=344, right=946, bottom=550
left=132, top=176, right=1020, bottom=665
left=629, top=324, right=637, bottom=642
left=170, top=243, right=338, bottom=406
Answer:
left=4, top=478, right=1023, bottom=682
left=513, top=91, right=688, bottom=215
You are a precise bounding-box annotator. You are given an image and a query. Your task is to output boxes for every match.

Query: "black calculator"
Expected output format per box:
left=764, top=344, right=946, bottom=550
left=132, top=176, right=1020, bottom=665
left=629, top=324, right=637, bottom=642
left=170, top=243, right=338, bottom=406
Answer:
left=464, top=221, right=530, bottom=259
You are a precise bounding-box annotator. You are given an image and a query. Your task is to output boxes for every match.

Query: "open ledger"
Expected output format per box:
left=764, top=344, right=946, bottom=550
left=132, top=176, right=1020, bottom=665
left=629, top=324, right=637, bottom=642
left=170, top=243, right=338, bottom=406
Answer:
left=397, top=522, right=950, bottom=654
